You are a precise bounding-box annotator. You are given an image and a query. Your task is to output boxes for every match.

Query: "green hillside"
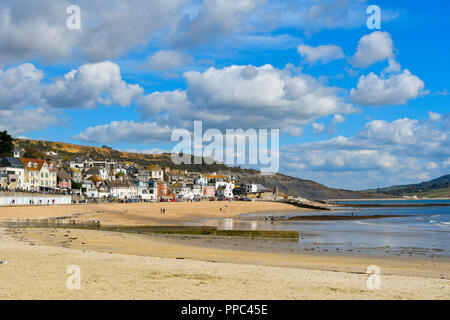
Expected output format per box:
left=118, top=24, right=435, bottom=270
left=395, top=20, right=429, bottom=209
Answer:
left=366, top=174, right=450, bottom=198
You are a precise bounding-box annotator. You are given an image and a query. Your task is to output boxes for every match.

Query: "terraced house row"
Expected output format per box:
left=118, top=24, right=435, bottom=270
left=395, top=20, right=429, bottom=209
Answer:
left=0, top=157, right=58, bottom=191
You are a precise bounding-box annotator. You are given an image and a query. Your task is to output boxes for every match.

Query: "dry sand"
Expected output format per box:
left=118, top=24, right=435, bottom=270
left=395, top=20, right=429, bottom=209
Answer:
left=0, top=201, right=299, bottom=226
left=0, top=202, right=449, bottom=299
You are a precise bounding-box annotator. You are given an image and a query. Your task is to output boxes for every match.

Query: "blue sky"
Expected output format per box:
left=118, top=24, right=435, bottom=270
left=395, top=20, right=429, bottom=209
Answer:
left=0, top=0, right=449, bottom=190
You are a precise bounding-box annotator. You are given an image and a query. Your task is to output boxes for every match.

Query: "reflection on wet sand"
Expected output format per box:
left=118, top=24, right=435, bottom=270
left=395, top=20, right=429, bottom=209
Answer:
left=203, top=218, right=259, bottom=231
left=189, top=207, right=450, bottom=258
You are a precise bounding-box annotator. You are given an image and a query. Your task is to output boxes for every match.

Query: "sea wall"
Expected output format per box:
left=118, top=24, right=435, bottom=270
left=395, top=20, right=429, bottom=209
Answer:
left=0, top=192, right=72, bottom=206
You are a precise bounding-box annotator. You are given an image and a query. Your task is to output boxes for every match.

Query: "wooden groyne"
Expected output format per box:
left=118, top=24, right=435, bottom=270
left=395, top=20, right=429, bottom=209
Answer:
left=0, top=219, right=298, bottom=240
left=101, top=225, right=298, bottom=239
left=282, top=199, right=331, bottom=210
left=0, top=218, right=100, bottom=229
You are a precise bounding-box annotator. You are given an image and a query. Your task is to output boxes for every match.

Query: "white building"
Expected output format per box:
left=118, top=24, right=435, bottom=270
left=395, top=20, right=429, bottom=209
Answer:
left=70, top=168, right=83, bottom=183
left=215, top=181, right=234, bottom=198
left=191, top=185, right=203, bottom=197
left=174, top=184, right=191, bottom=198
left=139, top=187, right=157, bottom=201
left=86, top=188, right=99, bottom=198
left=108, top=180, right=138, bottom=199
left=146, top=165, right=164, bottom=182
left=244, top=184, right=258, bottom=194
left=20, top=158, right=57, bottom=191
left=0, top=158, right=25, bottom=189
left=85, top=166, right=108, bottom=180
left=138, top=180, right=158, bottom=201
left=68, top=156, right=91, bottom=169
left=196, top=177, right=208, bottom=187
left=13, top=148, right=25, bottom=158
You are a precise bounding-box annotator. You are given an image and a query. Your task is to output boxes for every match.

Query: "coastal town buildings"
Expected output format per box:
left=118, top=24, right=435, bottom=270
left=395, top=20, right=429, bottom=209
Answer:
left=13, top=147, right=25, bottom=158
left=57, top=169, right=72, bottom=190
left=146, top=165, right=164, bottom=182
left=244, top=184, right=258, bottom=194
left=215, top=181, right=234, bottom=198
left=157, top=182, right=169, bottom=198
left=19, top=158, right=57, bottom=191
left=191, top=184, right=203, bottom=198
left=85, top=166, right=108, bottom=181
left=0, top=172, right=8, bottom=188
left=139, top=180, right=158, bottom=201
left=70, top=168, right=83, bottom=183
left=202, top=185, right=215, bottom=198
left=0, top=158, right=25, bottom=189
left=2, top=149, right=268, bottom=203
left=107, top=179, right=138, bottom=199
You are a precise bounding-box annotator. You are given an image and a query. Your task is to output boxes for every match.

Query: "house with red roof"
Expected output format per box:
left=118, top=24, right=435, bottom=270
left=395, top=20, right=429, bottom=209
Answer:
left=19, top=158, right=57, bottom=191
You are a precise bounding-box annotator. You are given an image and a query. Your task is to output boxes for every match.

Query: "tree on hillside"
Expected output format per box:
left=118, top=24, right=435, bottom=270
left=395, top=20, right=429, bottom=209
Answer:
left=115, top=172, right=125, bottom=179
left=0, top=130, right=13, bottom=157
left=23, top=145, right=46, bottom=159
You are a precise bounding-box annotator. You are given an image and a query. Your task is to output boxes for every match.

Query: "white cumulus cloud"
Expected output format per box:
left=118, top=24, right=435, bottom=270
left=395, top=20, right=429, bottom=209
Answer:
left=350, top=31, right=395, bottom=68
left=0, top=63, right=44, bottom=109
left=0, top=107, right=59, bottom=135
left=75, top=121, right=174, bottom=144
left=144, top=50, right=193, bottom=71
left=138, top=64, right=355, bottom=135
left=44, top=61, right=143, bottom=109
left=297, top=44, right=345, bottom=65
left=350, top=69, right=425, bottom=106
left=282, top=115, right=450, bottom=189
left=312, top=122, right=325, bottom=135
left=429, top=111, right=442, bottom=121
left=1, top=61, right=143, bottom=110
left=0, top=0, right=187, bottom=64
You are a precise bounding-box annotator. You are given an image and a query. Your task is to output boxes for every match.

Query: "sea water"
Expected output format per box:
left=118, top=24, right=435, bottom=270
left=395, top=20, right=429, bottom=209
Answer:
left=197, top=200, right=450, bottom=257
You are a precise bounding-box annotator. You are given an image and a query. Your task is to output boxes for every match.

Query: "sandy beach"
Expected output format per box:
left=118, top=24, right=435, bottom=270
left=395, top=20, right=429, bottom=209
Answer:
left=0, top=201, right=299, bottom=226
left=0, top=201, right=449, bottom=299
